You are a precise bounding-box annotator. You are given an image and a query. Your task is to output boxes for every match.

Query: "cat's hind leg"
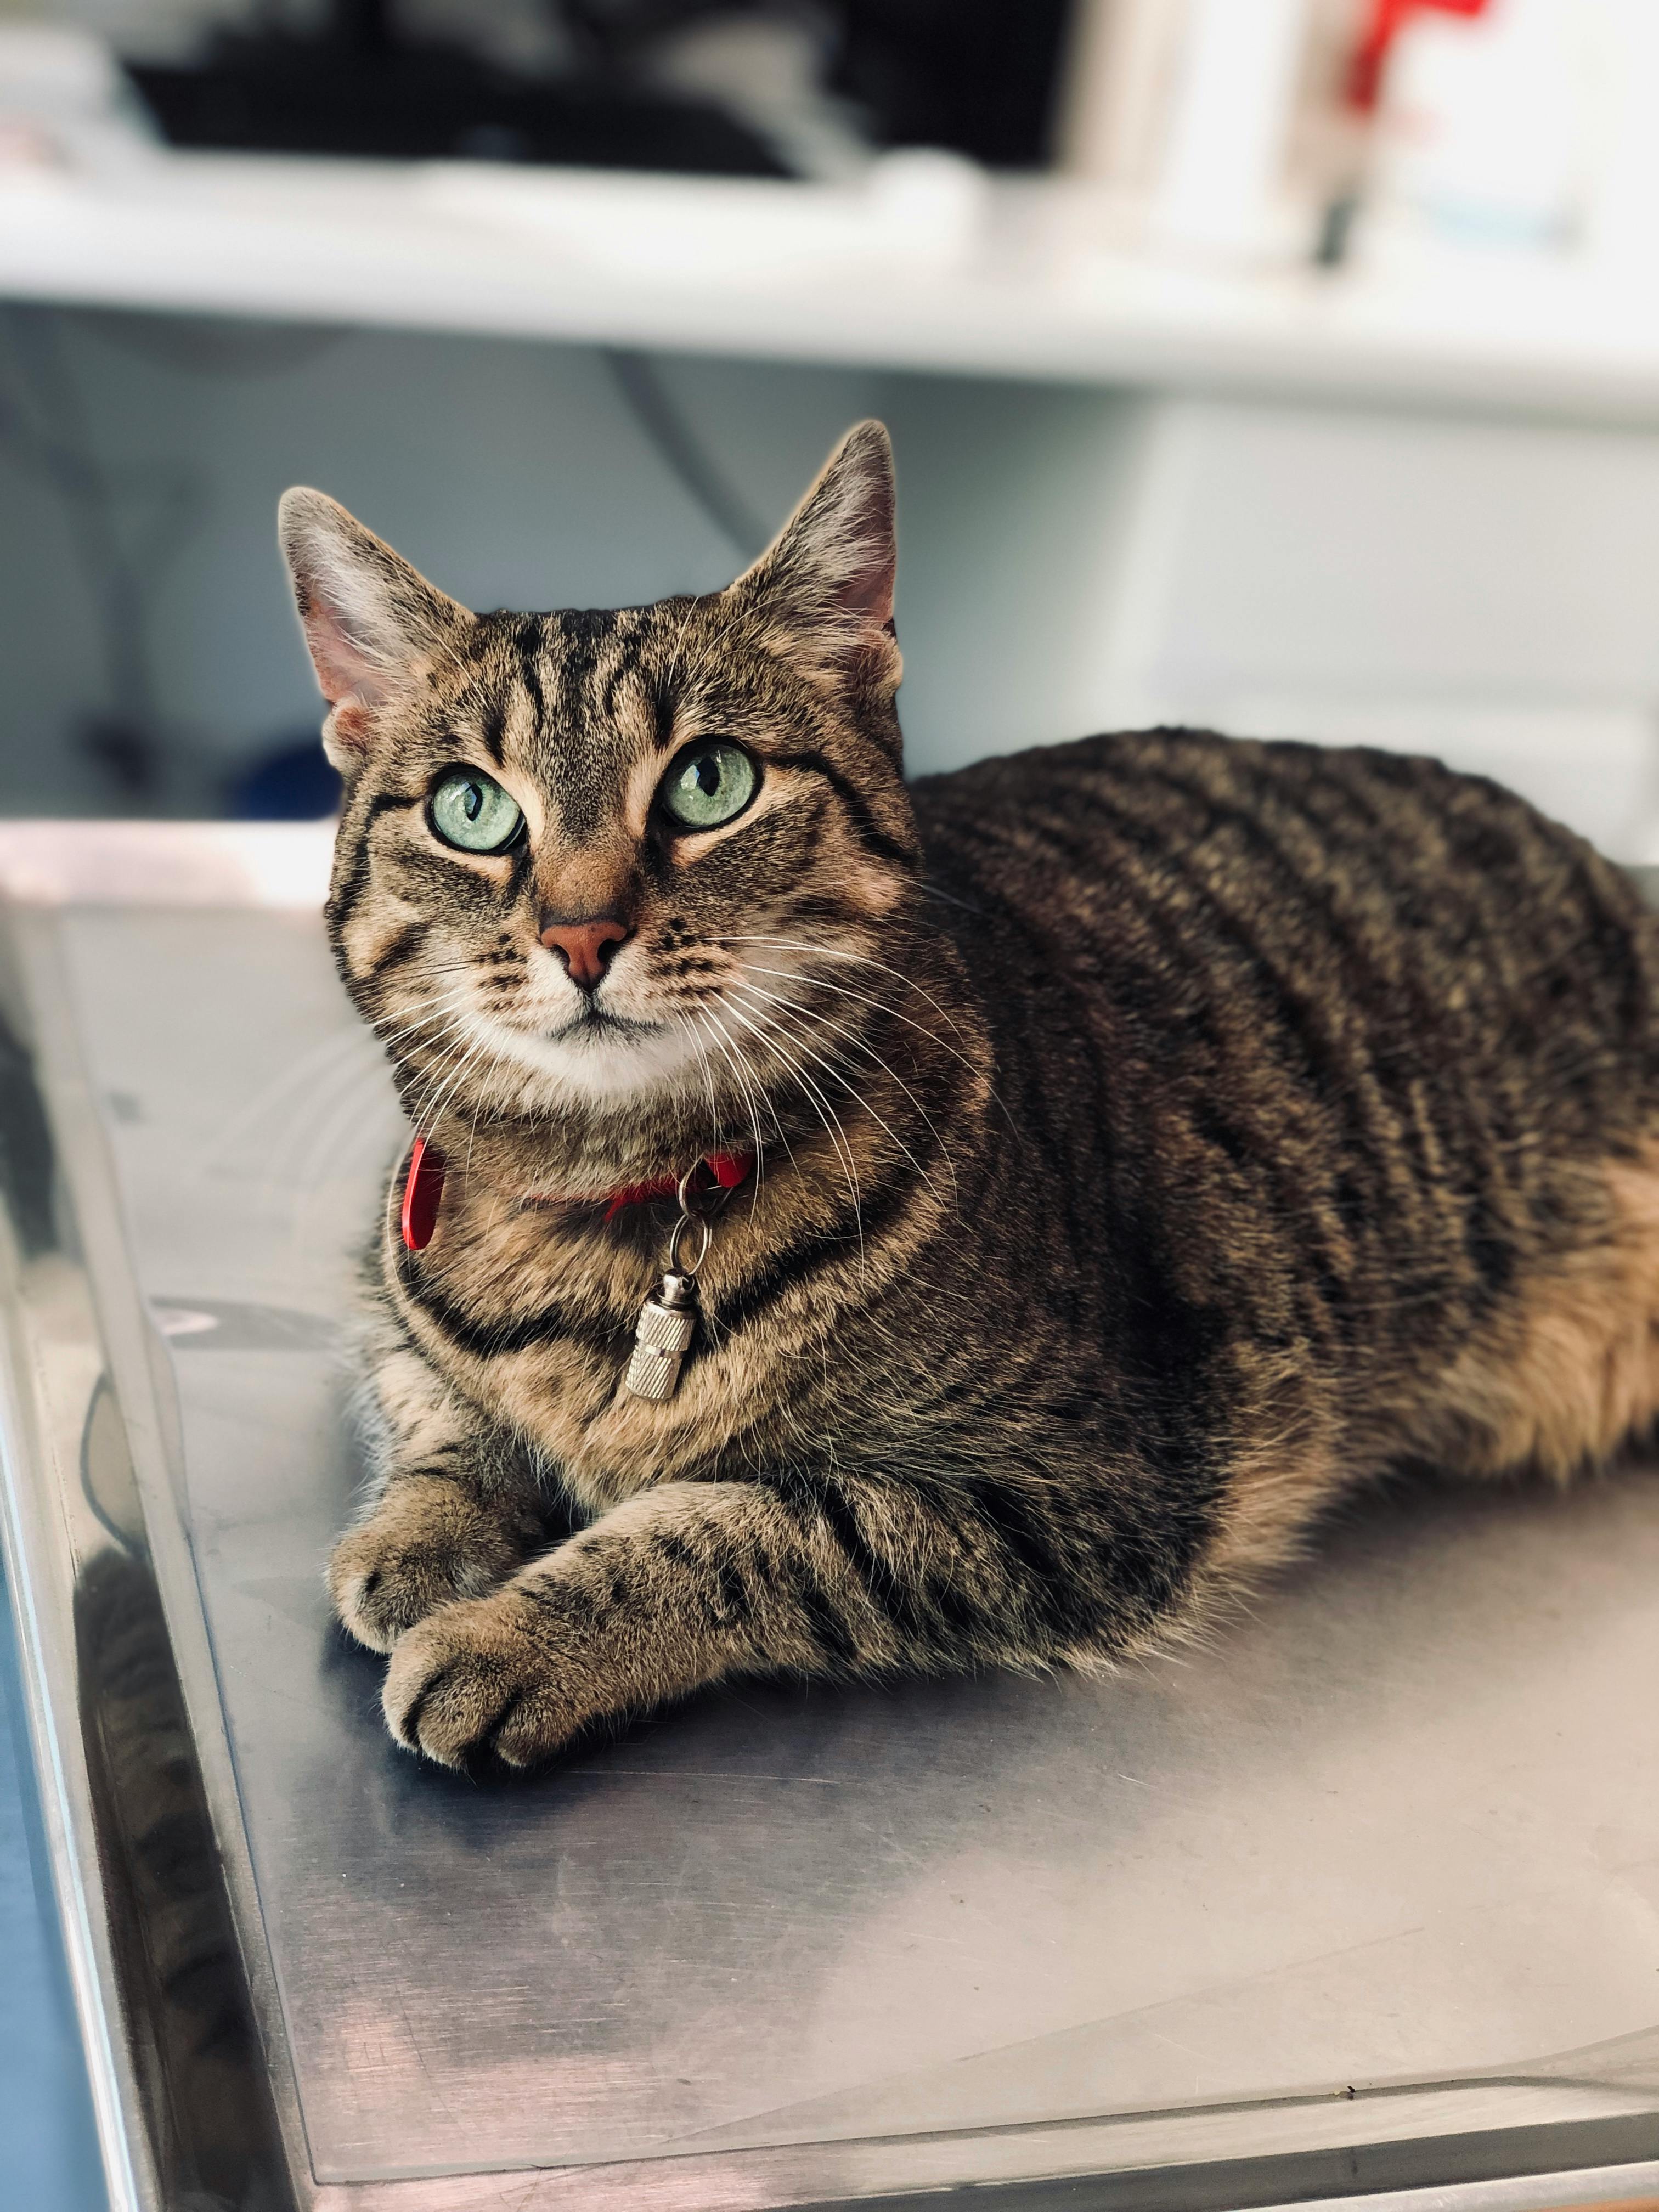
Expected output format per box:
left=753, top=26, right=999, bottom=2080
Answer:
left=331, top=1322, right=558, bottom=1653
left=1404, top=1138, right=1659, bottom=1486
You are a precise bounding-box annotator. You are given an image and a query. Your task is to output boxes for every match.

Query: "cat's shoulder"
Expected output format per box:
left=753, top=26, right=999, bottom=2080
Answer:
left=910, top=724, right=1309, bottom=814
left=907, top=721, right=1558, bottom=847
left=907, top=723, right=1344, bottom=851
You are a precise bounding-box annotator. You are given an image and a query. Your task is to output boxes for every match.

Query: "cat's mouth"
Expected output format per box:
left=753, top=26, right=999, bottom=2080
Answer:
left=458, top=997, right=713, bottom=1106
left=547, top=1005, right=663, bottom=1045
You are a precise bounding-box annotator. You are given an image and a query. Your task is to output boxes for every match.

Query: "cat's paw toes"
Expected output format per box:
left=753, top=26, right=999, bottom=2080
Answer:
left=329, top=1479, right=536, bottom=1654
left=381, top=1594, right=580, bottom=1770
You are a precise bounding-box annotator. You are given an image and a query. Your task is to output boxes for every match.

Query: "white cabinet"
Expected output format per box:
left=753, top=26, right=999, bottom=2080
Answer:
left=893, top=387, right=1659, bottom=861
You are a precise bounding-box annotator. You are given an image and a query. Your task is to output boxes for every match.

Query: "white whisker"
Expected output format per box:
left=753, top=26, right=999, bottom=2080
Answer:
left=728, top=985, right=950, bottom=1215
left=709, top=934, right=966, bottom=1036
left=692, top=1003, right=785, bottom=1206
left=735, top=960, right=1011, bottom=1131
left=720, top=994, right=864, bottom=1271
left=730, top=979, right=958, bottom=1209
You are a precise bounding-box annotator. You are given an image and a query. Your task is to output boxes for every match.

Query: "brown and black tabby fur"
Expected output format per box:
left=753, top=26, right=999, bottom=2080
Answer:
left=280, top=423, right=1659, bottom=1771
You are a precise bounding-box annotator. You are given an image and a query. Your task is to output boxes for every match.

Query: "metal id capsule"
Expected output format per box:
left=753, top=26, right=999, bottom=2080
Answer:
left=625, top=1271, right=699, bottom=1402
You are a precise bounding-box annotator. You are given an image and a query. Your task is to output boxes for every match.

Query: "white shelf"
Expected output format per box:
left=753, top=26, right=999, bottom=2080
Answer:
left=8, top=150, right=1659, bottom=419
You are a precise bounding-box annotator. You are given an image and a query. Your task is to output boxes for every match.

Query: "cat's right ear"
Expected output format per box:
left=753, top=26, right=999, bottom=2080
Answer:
left=278, top=490, right=472, bottom=764
left=730, top=421, right=901, bottom=724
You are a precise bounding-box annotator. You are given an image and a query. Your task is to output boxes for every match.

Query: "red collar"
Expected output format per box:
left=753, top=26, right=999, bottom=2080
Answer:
left=590, top=1148, right=751, bottom=1222
left=400, top=1136, right=749, bottom=1252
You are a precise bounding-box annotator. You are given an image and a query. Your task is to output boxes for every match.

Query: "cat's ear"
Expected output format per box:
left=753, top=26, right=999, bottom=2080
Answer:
left=733, top=421, right=901, bottom=714
left=278, top=489, right=472, bottom=763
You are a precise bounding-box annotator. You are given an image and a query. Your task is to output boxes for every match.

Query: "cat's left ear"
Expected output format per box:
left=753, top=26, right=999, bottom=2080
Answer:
left=278, top=489, right=473, bottom=765
left=732, top=420, right=901, bottom=725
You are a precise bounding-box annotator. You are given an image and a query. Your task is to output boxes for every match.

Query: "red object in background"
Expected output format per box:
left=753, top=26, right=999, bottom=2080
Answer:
left=1348, top=0, right=1493, bottom=111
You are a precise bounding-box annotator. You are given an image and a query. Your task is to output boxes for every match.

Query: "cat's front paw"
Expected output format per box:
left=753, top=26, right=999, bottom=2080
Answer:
left=330, top=1477, right=541, bottom=1654
left=381, top=1590, right=586, bottom=1770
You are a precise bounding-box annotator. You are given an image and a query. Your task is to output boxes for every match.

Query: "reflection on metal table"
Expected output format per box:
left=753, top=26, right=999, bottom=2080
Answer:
left=2, top=822, right=1658, bottom=2212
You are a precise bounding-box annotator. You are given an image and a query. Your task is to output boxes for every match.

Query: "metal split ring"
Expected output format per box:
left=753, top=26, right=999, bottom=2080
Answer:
left=676, top=1159, right=725, bottom=1217
left=666, top=1210, right=713, bottom=1276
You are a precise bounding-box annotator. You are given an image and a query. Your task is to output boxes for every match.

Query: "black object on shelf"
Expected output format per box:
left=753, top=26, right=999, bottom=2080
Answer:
left=125, top=2, right=790, bottom=176
left=830, top=0, right=1077, bottom=169
left=553, top=0, right=1081, bottom=172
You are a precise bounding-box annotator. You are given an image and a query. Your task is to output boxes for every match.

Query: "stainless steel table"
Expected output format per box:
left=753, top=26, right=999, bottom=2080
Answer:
left=2, top=823, right=1658, bottom=2212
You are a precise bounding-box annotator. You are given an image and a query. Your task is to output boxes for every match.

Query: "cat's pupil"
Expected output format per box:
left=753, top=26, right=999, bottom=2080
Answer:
left=464, top=782, right=483, bottom=821
left=694, top=755, right=720, bottom=795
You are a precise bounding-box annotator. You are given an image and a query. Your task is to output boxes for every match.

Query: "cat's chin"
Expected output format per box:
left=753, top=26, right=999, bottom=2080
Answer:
left=461, top=1005, right=710, bottom=1110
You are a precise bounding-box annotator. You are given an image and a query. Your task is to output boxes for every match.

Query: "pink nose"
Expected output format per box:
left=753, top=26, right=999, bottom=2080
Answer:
left=539, top=913, right=629, bottom=990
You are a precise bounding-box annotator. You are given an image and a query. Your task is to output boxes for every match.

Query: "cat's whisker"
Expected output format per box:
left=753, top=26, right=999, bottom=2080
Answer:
left=727, top=986, right=951, bottom=1216
left=278, top=1122, right=404, bottom=1282
left=709, top=935, right=967, bottom=1036
left=432, top=1019, right=509, bottom=1130
left=199, top=1025, right=382, bottom=1177
left=664, top=592, right=700, bottom=692
left=254, top=1038, right=414, bottom=1198
left=404, top=997, right=521, bottom=1172
left=374, top=975, right=483, bottom=1018
left=665, top=1008, right=766, bottom=1217
left=462, top=1059, right=493, bottom=1181
left=409, top=1019, right=495, bottom=1136
left=669, top=1008, right=726, bottom=1163
left=407, top=1063, right=475, bottom=1150
left=388, top=1042, right=476, bottom=1144
left=399, top=1025, right=476, bottom=1131
left=733, top=959, right=1006, bottom=1121
left=720, top=995, right=864, bottom=1269
left=694, top=997, right=793, bottom=1178
left=275, top=1054, right=408, bottom=1197
left=400, top=958, right=494, bottom=988
left=368, top=984, right=481, bottom=1037
left=669, top=579, right=748, bottom=699
left=377, top=990, right=487, bottom=1077
left=737, top=960, right=963, bottom=1060
left=691, top=1005, right=780, bottom=1204
left=730, top=979, right=961, bottom=1210
left=370, top=985, right=480, bottom=1055
left=357, top=1013, right=479, bottom=1122
left=261, top=1029, right=420, bottom=1269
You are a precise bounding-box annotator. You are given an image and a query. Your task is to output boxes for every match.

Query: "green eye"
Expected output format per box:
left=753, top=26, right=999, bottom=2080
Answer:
left=659, top=742, right=758, bottom=832
left=429, top=769, right=523, bottom=854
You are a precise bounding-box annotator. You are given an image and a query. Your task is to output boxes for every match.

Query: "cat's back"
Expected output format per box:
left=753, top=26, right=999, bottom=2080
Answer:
left=912, top=724, right=1640, bottom=955
left=911, top=725, right=1659, bottom=1159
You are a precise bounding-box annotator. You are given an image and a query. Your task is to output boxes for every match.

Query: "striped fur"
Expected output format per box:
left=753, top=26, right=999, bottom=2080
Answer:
left=280, top=424, right=1659, bottom=1770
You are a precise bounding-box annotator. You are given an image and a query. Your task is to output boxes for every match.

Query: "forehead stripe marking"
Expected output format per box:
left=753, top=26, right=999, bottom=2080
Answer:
left=480, top=693, right=506, bottom=764
left=519, top=650, right=544, bottom=741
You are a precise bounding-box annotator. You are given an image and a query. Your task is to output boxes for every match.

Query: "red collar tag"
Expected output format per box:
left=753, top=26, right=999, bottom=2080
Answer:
left=401, top=1135, right=446, bottom=1252
left=400, top=1139, right=749, bottom=1252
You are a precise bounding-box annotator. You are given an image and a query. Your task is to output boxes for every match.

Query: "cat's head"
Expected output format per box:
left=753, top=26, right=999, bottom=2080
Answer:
left=279, top=424, right=921, bottom=1163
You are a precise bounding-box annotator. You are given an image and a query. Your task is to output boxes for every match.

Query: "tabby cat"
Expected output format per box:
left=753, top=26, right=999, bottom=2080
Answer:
left=279, top=422, right=1659, bottom=1772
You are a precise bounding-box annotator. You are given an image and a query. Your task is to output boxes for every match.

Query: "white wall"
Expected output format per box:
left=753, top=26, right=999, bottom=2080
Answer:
left=7, top=308, right=1659, bottom=862
left=0, top=311, right=1168, bottom=810
left=0, top=312, right=883, bottom=809
left=1073, top=395, right=1659, bottom=862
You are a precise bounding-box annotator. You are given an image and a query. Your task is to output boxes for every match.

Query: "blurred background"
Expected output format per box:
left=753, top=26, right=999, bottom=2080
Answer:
left=4, top=0, right=1659, bottom=853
